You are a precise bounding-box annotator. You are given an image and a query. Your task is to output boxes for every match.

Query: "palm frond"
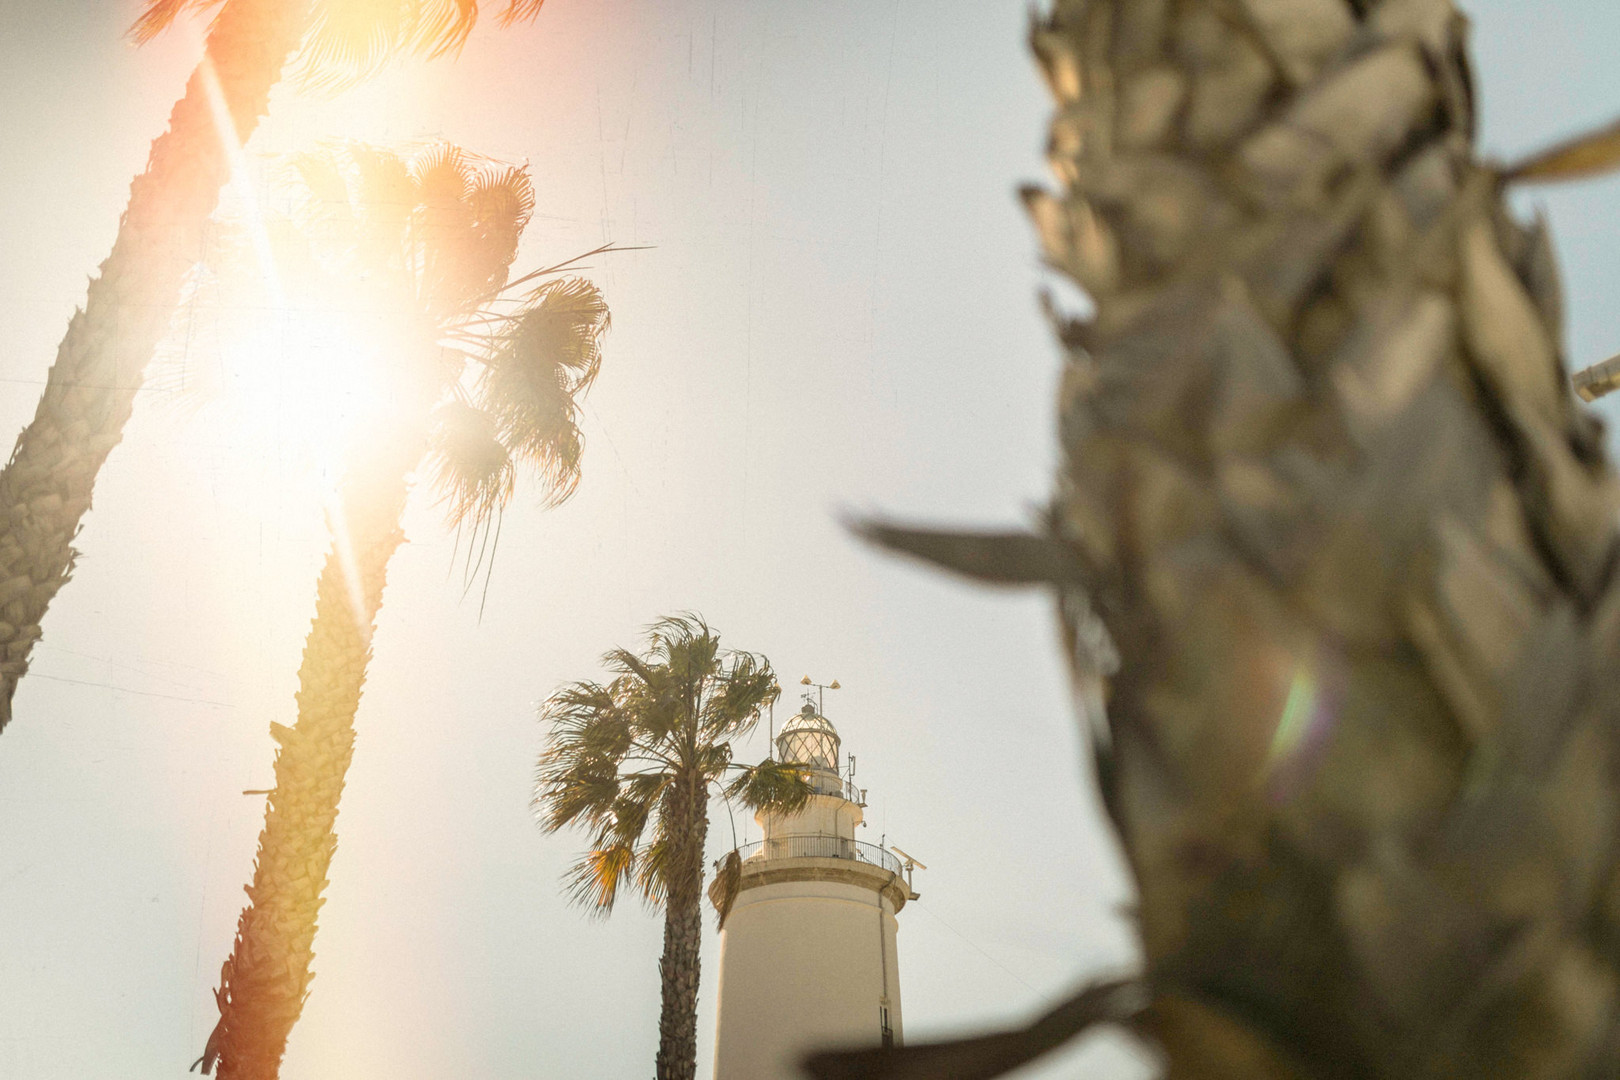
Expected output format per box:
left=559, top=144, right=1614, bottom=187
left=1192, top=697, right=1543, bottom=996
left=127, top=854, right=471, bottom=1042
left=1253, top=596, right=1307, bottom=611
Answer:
left=465, top=164, right=536, bottom=294
left=608, top=775, right=667, bottom=848
left=290, top=0, right=483, bottom=94
left=474, top=278, right=607, bottom=505
left=410, top=141, right=473, bottom=210
left=286, top=150, right=360, bottom=266
left=346, top=144, right=415, bottom=263
left=696, top=740, right=733, bottom=779
left=612, top=673, right=683, bottom=750
left=410, top=144, right=511, bottom=314
left=129, top=0, right=219, bottom=43
left=292, top=0, right=418, bottom=92
left=725, top=759, right=814, bottom=816
left=634, top=832, right=671, bottom=909
left=703, top=651, right=778, bottom=739
left=663, top=617, right=722, bottom=692
left=410, top=0, right=479, bottom=58
left=707, top=848, right=743, bottom=931
left=426, top=400, right=514, bottom=528
left=563, top=843, right=637, bottom=915
left=534, top=756, right=620, bottom=833
left=491, top=242, right=641, bottom=305
left=498, top=0, right=547, bottom=26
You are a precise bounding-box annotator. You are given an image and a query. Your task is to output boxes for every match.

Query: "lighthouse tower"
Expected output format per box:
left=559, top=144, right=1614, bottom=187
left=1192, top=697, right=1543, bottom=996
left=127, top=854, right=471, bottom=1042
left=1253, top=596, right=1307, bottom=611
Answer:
left=711, top=693, right=917, bottom=1080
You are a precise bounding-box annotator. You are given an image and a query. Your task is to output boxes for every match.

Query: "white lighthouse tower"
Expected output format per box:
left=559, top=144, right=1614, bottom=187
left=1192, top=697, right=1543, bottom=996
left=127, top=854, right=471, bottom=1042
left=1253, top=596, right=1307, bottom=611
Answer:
left=711, top=686, right=918, bottom=1080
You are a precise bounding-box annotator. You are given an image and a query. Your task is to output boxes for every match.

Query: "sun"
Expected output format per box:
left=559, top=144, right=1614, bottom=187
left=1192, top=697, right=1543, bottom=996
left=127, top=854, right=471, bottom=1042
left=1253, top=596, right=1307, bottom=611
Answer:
left=216, top=300, right=395, bottom=485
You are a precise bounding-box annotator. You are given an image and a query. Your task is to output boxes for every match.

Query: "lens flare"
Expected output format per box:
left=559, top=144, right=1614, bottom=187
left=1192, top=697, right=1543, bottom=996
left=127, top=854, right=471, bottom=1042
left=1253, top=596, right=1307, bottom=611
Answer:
left=1264, top=645, right=1344, bottom=804
left=198, top=55, right=283, bottom=306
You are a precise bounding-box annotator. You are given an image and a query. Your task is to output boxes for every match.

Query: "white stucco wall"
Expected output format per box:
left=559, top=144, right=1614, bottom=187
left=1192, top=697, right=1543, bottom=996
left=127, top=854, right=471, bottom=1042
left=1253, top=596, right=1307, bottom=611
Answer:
left=711, top=874, right=902, bottom=1080
left=762, top=790, right=863, bottom=842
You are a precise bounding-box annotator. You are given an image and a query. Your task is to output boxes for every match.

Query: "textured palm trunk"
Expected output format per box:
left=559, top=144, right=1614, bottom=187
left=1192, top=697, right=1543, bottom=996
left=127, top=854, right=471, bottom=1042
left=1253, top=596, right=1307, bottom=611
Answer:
left=198, top=420, right=425, bottom=1079
left=0, top=0, right=311, bottom=733
left=655, top=777, right=710, bottom=1080
left=829, top=1, right=1620, bottom=1078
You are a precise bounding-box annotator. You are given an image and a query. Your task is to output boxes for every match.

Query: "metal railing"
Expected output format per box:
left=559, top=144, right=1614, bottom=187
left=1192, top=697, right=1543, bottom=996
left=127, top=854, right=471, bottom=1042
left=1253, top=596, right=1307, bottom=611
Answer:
left=737, top=835, right=903, bottom=875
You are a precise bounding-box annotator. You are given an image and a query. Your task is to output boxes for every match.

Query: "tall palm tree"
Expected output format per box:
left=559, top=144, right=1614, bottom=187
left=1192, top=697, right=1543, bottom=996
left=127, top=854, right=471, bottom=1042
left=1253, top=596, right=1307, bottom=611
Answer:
left=829, top=2, right=1620, bottom=1079
left=194, top=143, right=610, bottom=1079
left=0, top=0, right=548, bottom=735
left=536, top=615, right=814, bottom=1080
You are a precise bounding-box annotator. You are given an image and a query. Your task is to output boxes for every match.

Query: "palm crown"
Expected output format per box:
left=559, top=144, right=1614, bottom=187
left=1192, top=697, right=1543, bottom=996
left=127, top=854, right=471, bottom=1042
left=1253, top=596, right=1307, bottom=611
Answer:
left=177, top=141, right=609, bottom=535
left=536, top=615, right=813, bottom=914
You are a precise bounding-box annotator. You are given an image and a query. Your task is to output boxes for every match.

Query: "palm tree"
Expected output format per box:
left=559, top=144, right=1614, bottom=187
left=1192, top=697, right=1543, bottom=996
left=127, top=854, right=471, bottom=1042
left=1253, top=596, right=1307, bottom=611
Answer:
left=829, top=2, right=1620, bottom=1079
left=194, top=143, right=610, bottom=1079
left=536, top=615, right=814, bottom=1080
left=0, top=0, right=549, bottom=735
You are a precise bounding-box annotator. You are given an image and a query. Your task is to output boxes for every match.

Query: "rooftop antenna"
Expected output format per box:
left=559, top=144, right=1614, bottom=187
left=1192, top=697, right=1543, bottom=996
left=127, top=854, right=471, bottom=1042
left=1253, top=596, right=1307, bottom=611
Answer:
left=768, top=684, right=779, bottom=748
left=799, top=674, right=841, bottom=714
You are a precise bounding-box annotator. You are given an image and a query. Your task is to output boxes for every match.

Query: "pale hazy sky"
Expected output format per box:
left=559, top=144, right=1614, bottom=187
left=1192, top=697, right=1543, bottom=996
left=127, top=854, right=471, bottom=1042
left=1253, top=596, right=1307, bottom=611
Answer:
left=1, top=3, right=1619, bottom=1079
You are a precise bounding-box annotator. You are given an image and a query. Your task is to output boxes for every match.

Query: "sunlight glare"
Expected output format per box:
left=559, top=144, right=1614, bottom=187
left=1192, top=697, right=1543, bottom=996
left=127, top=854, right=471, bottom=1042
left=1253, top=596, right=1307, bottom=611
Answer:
left=202, top=295, right=397, bottom=496
left=198, top=56, right=283, bottom=306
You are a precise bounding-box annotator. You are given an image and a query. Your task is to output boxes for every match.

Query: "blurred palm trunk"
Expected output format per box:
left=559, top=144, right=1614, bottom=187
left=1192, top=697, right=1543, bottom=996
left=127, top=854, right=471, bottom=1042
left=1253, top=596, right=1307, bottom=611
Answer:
left=828, top=0, right=1620, bottom=1077
left=199, top=416, right=425, bottom=1079
left=0, top=0, right=310, bottom=732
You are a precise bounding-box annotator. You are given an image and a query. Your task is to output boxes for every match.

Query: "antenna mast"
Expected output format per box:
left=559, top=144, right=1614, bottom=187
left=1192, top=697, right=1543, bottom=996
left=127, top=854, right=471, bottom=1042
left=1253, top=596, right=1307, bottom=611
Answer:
left=798, top=674, right=841, bottom=714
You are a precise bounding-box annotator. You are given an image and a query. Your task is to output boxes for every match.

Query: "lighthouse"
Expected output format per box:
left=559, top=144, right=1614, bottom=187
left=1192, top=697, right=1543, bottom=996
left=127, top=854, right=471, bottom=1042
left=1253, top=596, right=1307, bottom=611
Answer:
left=711, top=689, right=918, bottom=1080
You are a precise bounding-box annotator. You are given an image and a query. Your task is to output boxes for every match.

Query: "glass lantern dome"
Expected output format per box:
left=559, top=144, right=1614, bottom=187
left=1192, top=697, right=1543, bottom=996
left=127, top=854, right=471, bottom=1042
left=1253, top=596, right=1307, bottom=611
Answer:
left=776, top=702, right=841, bottom=771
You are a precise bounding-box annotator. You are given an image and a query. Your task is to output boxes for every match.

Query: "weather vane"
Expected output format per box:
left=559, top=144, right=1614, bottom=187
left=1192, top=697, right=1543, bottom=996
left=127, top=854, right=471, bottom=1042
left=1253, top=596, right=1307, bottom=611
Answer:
left=799, top=674, right=840, bottom=714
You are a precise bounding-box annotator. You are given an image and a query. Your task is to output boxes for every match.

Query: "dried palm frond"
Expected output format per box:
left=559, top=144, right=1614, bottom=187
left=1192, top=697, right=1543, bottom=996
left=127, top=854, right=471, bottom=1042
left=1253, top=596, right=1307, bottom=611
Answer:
left=708, top=849, right=743, bottom=931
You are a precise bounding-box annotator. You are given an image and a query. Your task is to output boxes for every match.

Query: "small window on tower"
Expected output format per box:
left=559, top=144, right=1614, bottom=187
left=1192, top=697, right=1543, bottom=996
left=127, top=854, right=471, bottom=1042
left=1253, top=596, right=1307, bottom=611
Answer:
left=880, top=1005, right=894, bottom=1048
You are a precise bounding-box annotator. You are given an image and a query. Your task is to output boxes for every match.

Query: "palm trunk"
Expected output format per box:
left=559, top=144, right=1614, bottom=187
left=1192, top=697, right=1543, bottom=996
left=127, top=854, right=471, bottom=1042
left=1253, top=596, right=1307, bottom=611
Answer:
left=835, top=2, right=1620, bottom=1078
left=0, top=0, right=310, bottom=733
left=198, top=422, right=424, bottom=1079
left=655, top=776, right=709, bottom=1080
left=1026, top=0, right=1620, bottom=1076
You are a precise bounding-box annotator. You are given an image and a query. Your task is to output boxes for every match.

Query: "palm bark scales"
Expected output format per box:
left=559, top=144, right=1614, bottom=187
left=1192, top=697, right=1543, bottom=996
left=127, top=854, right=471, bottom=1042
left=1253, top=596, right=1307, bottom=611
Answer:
left=0, top=0, right=310, bottom=732
left=656, top=779, right=710, bottom=1080
left=831, top=0, right=1620, bottom=1077
left=198, top=425, right=420, bottom=1078
left=1035, top=0, right=1620, bottom=1072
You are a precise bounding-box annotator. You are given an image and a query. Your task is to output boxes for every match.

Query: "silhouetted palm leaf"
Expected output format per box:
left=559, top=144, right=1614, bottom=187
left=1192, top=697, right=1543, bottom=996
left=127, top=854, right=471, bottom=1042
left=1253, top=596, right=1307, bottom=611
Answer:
left=475, top=277, right=608, bottom=504
left=426, top=399, right=514, bottom=528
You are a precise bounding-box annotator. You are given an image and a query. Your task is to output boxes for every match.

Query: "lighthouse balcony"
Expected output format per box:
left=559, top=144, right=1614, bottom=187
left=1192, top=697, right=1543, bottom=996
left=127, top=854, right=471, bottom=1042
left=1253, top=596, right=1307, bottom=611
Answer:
left=736, top=836, right=903, bottom=875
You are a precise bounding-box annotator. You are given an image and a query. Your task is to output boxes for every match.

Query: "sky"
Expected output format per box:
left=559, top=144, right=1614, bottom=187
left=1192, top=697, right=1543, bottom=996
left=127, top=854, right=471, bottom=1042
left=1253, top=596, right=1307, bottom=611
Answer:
left=1, top=2, right=1619, bottom=1078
